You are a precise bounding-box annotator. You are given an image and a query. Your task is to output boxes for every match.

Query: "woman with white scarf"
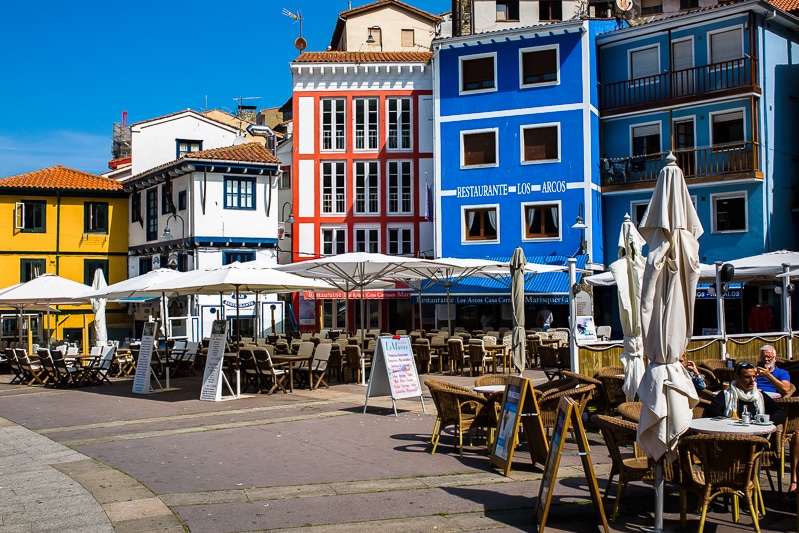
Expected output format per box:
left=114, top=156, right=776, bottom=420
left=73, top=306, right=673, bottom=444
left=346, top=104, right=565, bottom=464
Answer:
left=706, top=361, right=786, bottom=425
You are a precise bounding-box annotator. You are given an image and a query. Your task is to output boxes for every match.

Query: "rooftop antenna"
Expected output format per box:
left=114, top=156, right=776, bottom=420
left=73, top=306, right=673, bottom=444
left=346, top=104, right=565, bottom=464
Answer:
left=282, top=8, right=307, bottom=50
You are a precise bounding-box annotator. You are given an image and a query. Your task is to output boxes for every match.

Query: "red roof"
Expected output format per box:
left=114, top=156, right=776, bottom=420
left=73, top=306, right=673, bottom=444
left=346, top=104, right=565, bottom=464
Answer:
left=293, top=51, right=433, bottom=63
left=767, top=0, right=799, bottom=11
left=184, top=143, right=280, bottom=164
left=0, top=165, right=123, bottom=191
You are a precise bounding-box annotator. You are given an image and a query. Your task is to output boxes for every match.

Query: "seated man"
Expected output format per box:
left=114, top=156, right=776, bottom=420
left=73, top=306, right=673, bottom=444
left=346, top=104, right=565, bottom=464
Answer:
left=679, top=355, right=706, bottom=391
left=756, top=344, right=791, bottom=397
left=706, top=361, right=797, bottom=493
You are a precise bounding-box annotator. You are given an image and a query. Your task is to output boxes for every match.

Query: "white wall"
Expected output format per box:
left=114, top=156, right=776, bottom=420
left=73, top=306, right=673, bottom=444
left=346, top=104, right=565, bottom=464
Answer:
left=471, top=0, right=582, bottom=34
left=342, top=7, right=438, bottom=52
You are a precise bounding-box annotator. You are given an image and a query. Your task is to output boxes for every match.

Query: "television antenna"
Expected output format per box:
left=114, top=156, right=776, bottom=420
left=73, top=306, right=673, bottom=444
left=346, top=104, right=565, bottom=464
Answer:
left=282, top=8, right=307, bottom=50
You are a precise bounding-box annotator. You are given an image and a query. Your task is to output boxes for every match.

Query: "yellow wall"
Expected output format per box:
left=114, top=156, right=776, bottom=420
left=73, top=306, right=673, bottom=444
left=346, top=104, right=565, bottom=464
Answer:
left=0, top=192, right=129, bottom=346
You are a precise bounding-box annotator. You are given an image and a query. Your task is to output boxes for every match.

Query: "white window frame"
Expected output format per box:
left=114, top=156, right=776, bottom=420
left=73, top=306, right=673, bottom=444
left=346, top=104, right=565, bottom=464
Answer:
left=354, top=161, right=380, bottom=215
left=709, top=108, right=746, bottom=146
left=353, top=98, right=379, bottom=151
left=630, top=201, right=650, bottom=226
left=711, top=191, right=748, bottom=234
left=628, top=43, right=660, bottom=84
left=354, top=225, right=381, bottom=253
left=387, top=225, right=413, bottom=256
left=459, top=52, right=498, bottom=95
left=321, top=161, right=346, bottom=215
left=321, top=98, right=346, bottom=151
left=461, top=204, right=500, bottom=244
left=519, top=44, right=560, bottom=88
left=322, top=300, right=347, bottom=329
left=520, top=123, right=561, bottom=164
left=708, top=26, right=744, bottom=65
left=387, top=160, right=413, bottom=215
left=630, top=121, right=662, bottom=157
left=321, top=226, right=347, bottom=255
left=521, top=201, right=561, bottom=242
left=460, top=127, right=499, bottom=169
left=386, top=97, right=413, bottom=151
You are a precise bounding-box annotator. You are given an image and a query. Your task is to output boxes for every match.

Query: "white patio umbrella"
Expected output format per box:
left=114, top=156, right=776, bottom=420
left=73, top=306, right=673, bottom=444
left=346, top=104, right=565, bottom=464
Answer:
left=90, top=268, right=108, bottom=346
left=637, top=152, right=701, bottom=530
left=510, top=247, right=527, bottom=374
left=609, top=214, right=646, bottom=401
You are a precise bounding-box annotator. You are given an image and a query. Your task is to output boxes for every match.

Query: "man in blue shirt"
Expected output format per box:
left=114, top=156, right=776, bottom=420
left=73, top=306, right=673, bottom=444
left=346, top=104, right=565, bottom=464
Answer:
left=755, top=345, right=791, bottom=397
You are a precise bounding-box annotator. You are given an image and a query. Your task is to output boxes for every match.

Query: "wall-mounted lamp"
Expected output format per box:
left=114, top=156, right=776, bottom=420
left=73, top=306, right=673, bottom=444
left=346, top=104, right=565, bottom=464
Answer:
left=572, top=282, right=583, bottom=295
left=366, top=26, right=382, bottom=50
left=775, top=283, right=795, bottom=295
left=571, top=203, right=588, bottom=257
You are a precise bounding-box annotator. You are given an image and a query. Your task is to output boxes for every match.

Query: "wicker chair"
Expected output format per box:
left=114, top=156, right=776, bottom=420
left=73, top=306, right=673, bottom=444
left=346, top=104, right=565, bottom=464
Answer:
left=700, top=358, right=736, bottom=385
left=536, top=383, right=594, bottom=434
left=428, top=382, right=493, bottom=457
left=678, top=433, right=769, bottom=533
left=763, top=396, right=799, bottom=493
left=592, top=414, right=657, bottom=521
left=617, top=401, right=642, bottom=423
left=561, top=370, right=606, bottom=413
left=594, top=366, right=627, bottom=412
left=695, top=366, right=723, bottom=392
left=474, top=374, right=508, bottom=387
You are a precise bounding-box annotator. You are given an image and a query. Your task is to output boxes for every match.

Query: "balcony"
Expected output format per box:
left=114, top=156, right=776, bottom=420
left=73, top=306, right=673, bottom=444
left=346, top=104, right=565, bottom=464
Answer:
left=601, top=142, right=762, bottom=187
left=600, top=57, right=759, bottom=115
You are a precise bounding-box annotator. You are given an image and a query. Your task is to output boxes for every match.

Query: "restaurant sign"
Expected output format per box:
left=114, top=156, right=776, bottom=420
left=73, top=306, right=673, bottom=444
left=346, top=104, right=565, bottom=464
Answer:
left=302, top=289, right=413, bottom=300
left=695, top=288, right=742, bottom=299
left=416, top=294, right=569, bottom=305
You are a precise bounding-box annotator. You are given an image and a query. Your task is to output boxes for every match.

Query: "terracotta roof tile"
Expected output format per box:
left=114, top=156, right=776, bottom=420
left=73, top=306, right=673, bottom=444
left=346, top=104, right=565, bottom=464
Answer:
left=184, top=143, right=280, bottom=164
left=0, top=165, right=123, bottom=191
left=767, top=0, right=799, bottom=11
left=293, top=51, right=433, bottom=63
left=340, top=0, right=442, bottom=22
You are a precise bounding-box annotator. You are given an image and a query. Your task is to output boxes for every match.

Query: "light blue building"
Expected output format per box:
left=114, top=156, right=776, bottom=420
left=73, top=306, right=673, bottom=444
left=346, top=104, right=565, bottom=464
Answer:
left=432, top=18, right=618, bottom=267
left=598, top=0, right=799, bottom=264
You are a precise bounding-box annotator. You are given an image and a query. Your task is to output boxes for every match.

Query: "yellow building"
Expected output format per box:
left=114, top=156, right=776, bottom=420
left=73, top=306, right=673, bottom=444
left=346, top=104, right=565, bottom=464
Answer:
left=0, top=165, right=128, bottom=346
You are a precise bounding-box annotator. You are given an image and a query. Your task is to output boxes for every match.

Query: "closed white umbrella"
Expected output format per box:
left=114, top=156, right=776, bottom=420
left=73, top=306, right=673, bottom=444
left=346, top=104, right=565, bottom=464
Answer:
left=90, top=269, right=108, bottom=346
left=636, top=152, right=701, bottom=530
left=510, top=247, right=527, bottom=374
left=609, top=214, right=646, bottom=401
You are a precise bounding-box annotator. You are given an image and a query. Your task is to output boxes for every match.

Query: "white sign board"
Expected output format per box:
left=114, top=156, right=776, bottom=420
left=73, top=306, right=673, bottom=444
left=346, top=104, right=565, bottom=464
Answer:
left=574, top=315, right=598, bottom=344
left=200, top=320, right=228, bottom=401
left=132, top=322, right=158, bottom=394
left=364, top=335, right=425, bottom=416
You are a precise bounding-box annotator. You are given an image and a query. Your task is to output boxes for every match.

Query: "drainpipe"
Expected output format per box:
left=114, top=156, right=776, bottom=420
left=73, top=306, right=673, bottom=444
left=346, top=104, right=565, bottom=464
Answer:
left=55, top=190, right=61, bottom=274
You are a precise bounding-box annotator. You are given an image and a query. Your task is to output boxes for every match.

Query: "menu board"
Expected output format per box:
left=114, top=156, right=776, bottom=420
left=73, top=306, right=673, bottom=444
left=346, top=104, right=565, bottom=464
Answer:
left=364, top=335, right=425, bottom=416
left=132, top=322, right=157, bottom=394
left=200, top=320, right=228, bottom=401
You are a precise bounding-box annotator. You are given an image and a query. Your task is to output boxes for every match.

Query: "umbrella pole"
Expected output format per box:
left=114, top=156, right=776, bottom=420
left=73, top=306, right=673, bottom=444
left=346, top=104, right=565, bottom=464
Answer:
left=654, top=460, right=664, bottom=532
left=162, top=292, right=170, bottom=390
left=254, top=291, right=259, bottom=346
left=235, top=286, right=241, bottom=398
left=446, top=285, right=452, bottom=335
left=360, top=284, right=366, bottom=386
left=418, top=284, right=423, bottom=332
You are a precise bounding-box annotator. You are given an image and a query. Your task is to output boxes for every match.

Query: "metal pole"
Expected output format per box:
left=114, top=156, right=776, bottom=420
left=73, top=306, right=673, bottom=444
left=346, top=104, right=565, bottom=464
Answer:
left=654, top=460, right=664, bottom=532
left=715, top=261, right=727, bottom=357
left=568, top=258, right=579, bottom=374
left=783, top=263, right=793, bottom=360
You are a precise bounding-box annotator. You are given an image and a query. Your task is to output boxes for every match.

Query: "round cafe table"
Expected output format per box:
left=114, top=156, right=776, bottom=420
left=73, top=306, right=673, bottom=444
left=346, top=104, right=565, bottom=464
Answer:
left=688, top=417, right=777, bottom=436
left=473, top=384, right=506, bottom=395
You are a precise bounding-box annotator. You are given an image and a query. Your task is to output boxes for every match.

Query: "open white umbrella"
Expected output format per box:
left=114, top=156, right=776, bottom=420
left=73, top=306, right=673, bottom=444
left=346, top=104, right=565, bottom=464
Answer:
left=510, top=247, right=527, bottom=374
left=609, top=214, right=646, bottom=401
left=637, top=152, right=701, bottom=530
left=90, top=268, right=108, bottom=346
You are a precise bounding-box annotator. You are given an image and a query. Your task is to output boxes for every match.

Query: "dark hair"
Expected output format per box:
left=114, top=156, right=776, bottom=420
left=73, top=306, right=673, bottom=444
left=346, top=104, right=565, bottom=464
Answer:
left=735, top=361, right=755, bottom=375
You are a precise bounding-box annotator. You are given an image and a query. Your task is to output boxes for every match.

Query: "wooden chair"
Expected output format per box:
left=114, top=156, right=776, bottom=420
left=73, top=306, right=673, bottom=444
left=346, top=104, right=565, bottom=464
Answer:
left=556, top=346, right=572, bottom=372
left=251, top=347, right=289, bottom=395
left=537, top=345, right=561, bottom=381
left=83, top=345, right=116, bottom=385
left=15, top=348, right=46, bottom=385
left=678, top=433, right=769, bottom=533
left=173, top=341, right=199, bottom=377
left=763, top=396, right=799, bottom=493
left=295, top=342, right=332, bottom=390
left=5, top=348, right=26, bottom=384
left=115, top=349, right=136, bottom=376
left=238, top=348, right=262, bottom=393
left=344, top=345, right=370, bottom=383
left=594, top=366, right=627, bottom=412
left=36, top=348, right=58, bottom=386
left=447, top=338, right=468, bottom=376
left=50, top=349, right=86, bottom=387
left=592, top=414, right=657, bottom=521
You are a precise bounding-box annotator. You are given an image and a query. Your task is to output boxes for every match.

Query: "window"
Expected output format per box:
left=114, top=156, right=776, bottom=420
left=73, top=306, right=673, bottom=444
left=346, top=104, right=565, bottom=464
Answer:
left=539, top=1, right=562, bottom=21
left=322, top=228, right=346, bottom=255
left=321, top=98, right=345, bottom=150
left=464, top=207, right=498, bottom=241
left=355, top=227, right=380, bottom=252
left=709, top=27, right=743, bottom=64
left=20, top=259, right=45, bottom=282
left=680, top=0, right=698, bottom=9
left=139, top=256, right=153, bottom=276
left=387, top=98, right=412, bottom=150
left=631, top=201, right=650, bottom=226
left=521, top=46, right=558, bottom=86
left=401, top=29, right=414, bottom=47
left=354, top=161, right=379, bottom=214
left=711, top=110, right=744, bottom=145
left=177, top=189, right=187, bottom=211
left=522, top=124, right=559, bottom=163
left=712, top=193, right=747, bottom=233
left=161, top=182, right=175, bottom=214
left=146, top=188, right=158, bottom=241
left=131, top=192, right=142, bottom=224
left=84, top=202, right=109, bottom=233
left=640, top=0, right=663, bottom=14
left=523, top=204, right=560, bottom=239
left=460, top=54, right=496, bottom=93
left=322, top=300, right=346, bottom=329
left=279, top=169, right=291, bottom=189
left=224, top=177, right=255, bottom=209
left=387, top=161, right=412, bottom=214
left=630, top=45, right=659, bottom=80
left=354, top=98, right=379, bottom=150
left=83, top=259, right=108, bottom=286
left=497, top=0, right=519, bottom=20
left=223, top=251, right=255, bottom=265
left=387, top=227, right=412, bottom=255
left=14, top=200, right=45, bottom=232
left=176, top=139, right=201, bottom=158
left=322, top=162, right=346, bottom=214
left=462, top=129, right=498, bottom=167
left=632, top=123, right=660, bottom=156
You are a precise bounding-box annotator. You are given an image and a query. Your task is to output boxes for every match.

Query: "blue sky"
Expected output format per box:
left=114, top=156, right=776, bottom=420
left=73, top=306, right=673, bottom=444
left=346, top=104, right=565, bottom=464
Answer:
left=0, top=0, right=451, bottom=178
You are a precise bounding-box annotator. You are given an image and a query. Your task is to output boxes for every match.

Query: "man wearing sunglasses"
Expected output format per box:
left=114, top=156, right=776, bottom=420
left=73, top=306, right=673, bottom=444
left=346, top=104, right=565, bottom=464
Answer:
left=755, top=345, right=791, bottom=397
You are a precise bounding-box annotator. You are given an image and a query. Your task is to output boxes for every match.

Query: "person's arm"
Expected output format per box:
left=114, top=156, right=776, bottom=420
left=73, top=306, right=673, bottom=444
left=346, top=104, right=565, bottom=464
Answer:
left=757, top=366, right=791, bottom=396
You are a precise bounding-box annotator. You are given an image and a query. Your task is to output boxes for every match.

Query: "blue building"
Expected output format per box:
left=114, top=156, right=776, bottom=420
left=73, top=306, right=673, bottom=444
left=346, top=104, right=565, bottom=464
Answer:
left=598, top=0, right=799, bottom=265
left=432, top=18, right=617, bottom=267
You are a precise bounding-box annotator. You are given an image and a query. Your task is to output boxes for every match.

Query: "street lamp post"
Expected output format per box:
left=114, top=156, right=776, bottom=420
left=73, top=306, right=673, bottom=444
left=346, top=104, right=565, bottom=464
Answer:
left=279, top=202, right=295, bottom=265
left=161, top=213, right=186, bottom=268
